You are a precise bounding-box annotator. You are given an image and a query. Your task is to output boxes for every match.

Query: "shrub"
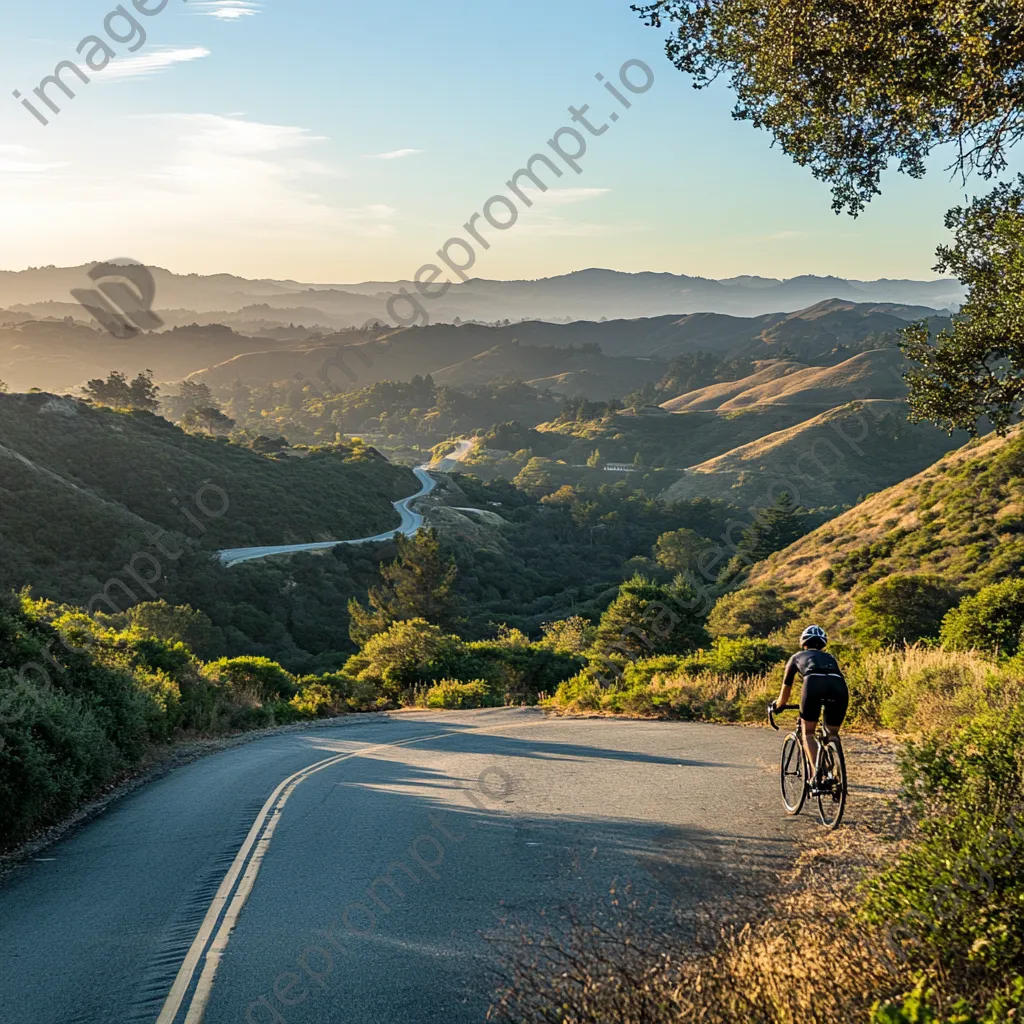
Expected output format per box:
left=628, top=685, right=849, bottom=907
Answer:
left=940, top=578, right=1024, bottom=655
left=706, top=587, right=800, bottom=638
left=841, top=646, right=1007, bottom=732
left=681, top=636, right=788, bottom=676
left=860, top=703, right=1024, bottom=1005
left=424, top=679, right=499, bottom=709
left=548, top=672, right=604, bottom=712
left=852, top=573, right=961, bottom=648
left=0, top=596, right=160, bottom=844
left=872, top=979, right=1024, bottom=1024
left=290, top=681, right=342, bottom=718
left=346, top=618, right=461, bottom=699
left=204, top=656, right=296, bottom=703
left=454, top=642, right=584, bottom=704
left=538, top=616, right=596, bottom=654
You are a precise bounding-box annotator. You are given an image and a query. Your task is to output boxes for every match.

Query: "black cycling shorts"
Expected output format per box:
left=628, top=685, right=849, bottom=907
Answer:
left=800, top=674, right=849, bottom=728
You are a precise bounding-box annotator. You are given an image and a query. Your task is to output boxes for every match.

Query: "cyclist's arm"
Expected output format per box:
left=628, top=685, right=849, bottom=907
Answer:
left=775, top=656, right=799, bottom=709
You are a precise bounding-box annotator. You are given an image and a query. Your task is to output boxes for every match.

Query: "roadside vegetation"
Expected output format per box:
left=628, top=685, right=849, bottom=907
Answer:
left=494, top=645, right=1024, bottom=1023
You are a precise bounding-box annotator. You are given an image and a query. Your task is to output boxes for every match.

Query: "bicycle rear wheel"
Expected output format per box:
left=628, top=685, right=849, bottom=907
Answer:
left=780, top=734, right=806, bottom=815
left=816, top=737, right=847, bottom=829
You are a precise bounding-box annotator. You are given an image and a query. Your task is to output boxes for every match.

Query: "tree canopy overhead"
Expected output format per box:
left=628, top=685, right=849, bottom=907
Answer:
left=633, top=0, right=1024, bottom=213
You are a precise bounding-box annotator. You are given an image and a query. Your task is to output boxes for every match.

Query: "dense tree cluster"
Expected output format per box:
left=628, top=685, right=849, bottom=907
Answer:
left=83, top=369, right=160, bottom=411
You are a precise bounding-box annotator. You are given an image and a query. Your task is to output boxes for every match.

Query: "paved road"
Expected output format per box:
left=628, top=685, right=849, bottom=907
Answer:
left=428, top=438, right=476, bottom=473
left=218, top=466, right=437, bottom=567
left=0, top=711, right=814, bottom=1024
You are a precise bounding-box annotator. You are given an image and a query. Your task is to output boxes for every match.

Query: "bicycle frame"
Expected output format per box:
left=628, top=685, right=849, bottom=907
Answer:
left=770, top=702, right=847, bottom=828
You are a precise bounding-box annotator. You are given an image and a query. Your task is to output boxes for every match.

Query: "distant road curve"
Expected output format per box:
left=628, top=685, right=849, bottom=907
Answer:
left=217, top=438, right=477, bottom=568
left=429, top=437, right=476, bottom=472
left=218, top=466, right=437, bottom=567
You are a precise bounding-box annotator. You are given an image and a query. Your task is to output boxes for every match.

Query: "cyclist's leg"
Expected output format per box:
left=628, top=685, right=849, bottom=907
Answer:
left=801, top=718, right=819, bottom=780
left=820, top=680, right=850, bottom=783
left=799, top=678, right=824, bottom=779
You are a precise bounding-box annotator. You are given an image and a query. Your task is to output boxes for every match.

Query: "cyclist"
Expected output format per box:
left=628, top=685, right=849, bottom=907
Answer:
left=772, top=625, right=848, bottom=791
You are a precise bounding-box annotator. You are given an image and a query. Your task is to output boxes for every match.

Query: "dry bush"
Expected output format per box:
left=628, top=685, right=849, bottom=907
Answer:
left=849, top=646, right=1013, bottom=733
left=488, top=895, right=907, bottom=1024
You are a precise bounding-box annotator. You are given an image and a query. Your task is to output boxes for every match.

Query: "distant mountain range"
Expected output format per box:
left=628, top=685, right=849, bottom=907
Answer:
left=0, top=264, right=964, bottom=329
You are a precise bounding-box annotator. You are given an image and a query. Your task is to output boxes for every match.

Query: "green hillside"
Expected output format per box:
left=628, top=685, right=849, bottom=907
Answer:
left=0, top=392, right=413, bottom=604
left=741, top=429, right=1024, bottom=631
left=659, top=400, right=969, bottom=508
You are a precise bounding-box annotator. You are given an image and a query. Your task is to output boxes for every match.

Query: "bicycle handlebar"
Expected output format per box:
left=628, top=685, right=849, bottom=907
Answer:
left=767, top=702, right=799, bottom=732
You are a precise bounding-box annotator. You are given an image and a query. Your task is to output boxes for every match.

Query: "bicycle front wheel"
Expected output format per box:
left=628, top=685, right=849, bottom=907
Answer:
left=816, top=738, right=847, bottom=830
left=780, top=734, right=806, bottom=815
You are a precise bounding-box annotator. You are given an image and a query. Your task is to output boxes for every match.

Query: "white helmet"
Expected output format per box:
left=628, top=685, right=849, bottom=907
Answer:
left=800, top=624, right=828, bottom=645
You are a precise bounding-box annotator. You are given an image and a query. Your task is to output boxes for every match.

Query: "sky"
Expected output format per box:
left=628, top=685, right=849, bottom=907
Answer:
left=0, top=0, right=1019, bottom=284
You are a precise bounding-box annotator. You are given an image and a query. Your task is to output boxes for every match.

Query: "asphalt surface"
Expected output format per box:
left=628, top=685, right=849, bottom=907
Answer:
left=0, top=710, right=813, bottom=1024
left=429, top=438, right=475, bottom=473
left=218, top=466, right=437, bottom=567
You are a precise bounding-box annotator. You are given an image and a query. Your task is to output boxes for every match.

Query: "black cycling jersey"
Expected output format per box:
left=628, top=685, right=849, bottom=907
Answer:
left=784, top=649, right=849, bottom=727
left=785, top=649, right=843, bottom=680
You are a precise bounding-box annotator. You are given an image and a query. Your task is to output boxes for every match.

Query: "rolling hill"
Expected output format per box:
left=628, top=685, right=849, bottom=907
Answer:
left=0, top=320, right=283, bottom=395
left=661, top=361, right=808, bottom=412
left=430, top=344, right=667, bottom=399
left=713, top=349, right=908, bottom=411
left=659, top=400, right=971, bottom=508
left=0, top=392, right=413, bottom=602
left=737, top=430, right=1024, bottom=632
left=535, top=406, right=826, bottom=468
left=3, top=296, right=947, bottom=400
left=190, top=302, right=945, bottom=394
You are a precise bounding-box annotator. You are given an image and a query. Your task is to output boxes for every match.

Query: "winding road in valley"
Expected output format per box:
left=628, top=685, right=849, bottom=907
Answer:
left=217, top=440, right=476, bottom=568
left=0, top=710, right=819, bottom=1024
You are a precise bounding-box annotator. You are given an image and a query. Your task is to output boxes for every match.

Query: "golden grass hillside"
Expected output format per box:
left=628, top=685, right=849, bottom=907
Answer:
left=660, top=360, right=807, bottom=411
left=717, top=348, right=907, bottom=410
left=740, top=429, right=1024, bottom=632
left=660, top=399, right=969, bottom=508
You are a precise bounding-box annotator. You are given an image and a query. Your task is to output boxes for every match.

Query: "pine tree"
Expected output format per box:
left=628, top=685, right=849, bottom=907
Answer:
left=348, top=529, right=460, bottom=645
left=592, top=574, right=706, bottom=660
left=719, top=493, right=808, bottom=586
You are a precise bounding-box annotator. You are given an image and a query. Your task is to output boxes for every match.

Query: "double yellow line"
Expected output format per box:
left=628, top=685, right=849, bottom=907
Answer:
left=155, top=731, right=450, bottom=1024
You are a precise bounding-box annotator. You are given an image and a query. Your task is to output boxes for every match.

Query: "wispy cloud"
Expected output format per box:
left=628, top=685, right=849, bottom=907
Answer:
left=0, top=145, right=65, bottom=178
left=509, top=187, right=635, bottom=239
left=363, top=148, right=423, bottom=161
left=0, top=113, right=405, bottom=275
left=94, top=46, right=210, bottom=82
left=189, top=0, right=262, bottom=18
left=524, top=187, right=611, bottom=205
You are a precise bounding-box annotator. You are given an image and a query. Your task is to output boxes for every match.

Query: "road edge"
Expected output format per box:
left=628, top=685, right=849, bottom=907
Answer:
left=0, top=711, right=396, bottom=883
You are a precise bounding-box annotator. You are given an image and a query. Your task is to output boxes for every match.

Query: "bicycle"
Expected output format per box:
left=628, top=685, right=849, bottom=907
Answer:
left=768, top=702, right=847, bottom=829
